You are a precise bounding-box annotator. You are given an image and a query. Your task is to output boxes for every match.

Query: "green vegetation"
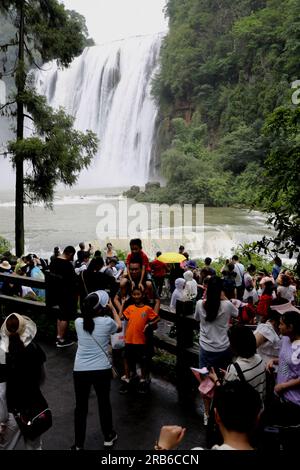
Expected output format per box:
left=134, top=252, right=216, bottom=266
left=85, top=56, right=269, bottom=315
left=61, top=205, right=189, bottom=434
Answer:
left=247, top=106, right=300, bottom=274
left=144, top=0, right=299, bottom=209
left=0, top=235, right=11, bottom=255
left=0, top=1, right=98, bottom=256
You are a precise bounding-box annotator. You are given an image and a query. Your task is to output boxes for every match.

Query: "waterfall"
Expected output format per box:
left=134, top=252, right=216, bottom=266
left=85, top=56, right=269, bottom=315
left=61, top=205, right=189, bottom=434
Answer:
left=35, top=33, right=164, bottom=188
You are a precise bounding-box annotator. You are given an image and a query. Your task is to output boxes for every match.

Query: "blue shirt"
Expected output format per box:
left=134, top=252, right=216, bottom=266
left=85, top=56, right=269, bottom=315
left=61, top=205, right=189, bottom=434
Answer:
left=74, top=316, right=118, bottom=371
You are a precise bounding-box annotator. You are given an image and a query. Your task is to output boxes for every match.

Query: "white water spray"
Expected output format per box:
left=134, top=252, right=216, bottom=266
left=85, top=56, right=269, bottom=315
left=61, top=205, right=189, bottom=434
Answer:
left=35, top=34, right=163, bottom=188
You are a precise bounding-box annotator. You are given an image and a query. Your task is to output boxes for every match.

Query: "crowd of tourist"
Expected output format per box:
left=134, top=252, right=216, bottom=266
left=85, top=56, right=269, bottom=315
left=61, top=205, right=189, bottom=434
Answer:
left=0, top=240, right=299, bottom=451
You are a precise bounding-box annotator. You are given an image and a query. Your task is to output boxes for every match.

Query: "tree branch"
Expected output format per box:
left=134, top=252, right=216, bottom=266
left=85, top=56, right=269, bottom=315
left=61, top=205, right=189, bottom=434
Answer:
left=24, top=40, right=47, bottom=71
left=23, top=113, right=34, bottom=121
left=0, top=101, right=16, bottom=111
left=0, top=42, right=17, bottom=49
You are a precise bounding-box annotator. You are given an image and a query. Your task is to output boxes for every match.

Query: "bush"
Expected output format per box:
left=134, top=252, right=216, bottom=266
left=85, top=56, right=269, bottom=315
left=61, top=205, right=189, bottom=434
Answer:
left=0, top=236, right=11, bottom=256
left=123, top=185, right=140, bottom=199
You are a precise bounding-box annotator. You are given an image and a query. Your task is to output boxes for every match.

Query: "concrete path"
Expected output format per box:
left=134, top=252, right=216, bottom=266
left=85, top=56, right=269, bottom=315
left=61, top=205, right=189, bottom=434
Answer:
left=17, top=341, right=206, bottom=450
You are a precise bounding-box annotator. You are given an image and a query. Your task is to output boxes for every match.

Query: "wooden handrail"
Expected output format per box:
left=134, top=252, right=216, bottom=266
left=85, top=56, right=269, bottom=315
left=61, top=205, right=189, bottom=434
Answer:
left=0, top=272, right=45, bottom=289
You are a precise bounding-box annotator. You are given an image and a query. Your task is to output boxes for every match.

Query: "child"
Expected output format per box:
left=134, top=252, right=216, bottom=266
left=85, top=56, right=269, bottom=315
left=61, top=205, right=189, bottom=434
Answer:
left=125, top=239, right=151, bottom=288
left=240, top=297, right=257, bottom=325
left=120, top=287, right=160, bottom=393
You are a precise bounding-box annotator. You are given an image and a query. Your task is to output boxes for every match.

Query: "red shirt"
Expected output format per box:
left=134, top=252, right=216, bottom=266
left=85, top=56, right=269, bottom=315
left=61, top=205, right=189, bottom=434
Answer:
left=150, top=259, right=167, bottom=278
left=256, top=294, right=273, bottom=318
left=126, top=250, right=151, bottom=272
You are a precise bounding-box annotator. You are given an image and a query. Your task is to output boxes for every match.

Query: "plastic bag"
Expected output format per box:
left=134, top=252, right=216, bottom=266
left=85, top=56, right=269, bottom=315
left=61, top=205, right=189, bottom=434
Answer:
left=111, top=320, right=126, bottom=349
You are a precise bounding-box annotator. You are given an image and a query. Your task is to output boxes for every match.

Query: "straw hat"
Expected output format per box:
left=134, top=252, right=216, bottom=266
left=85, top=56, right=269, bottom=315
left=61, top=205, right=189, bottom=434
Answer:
left=0, top=313, right=37, bottom=352
left=0, top=260, right=11, bottom=270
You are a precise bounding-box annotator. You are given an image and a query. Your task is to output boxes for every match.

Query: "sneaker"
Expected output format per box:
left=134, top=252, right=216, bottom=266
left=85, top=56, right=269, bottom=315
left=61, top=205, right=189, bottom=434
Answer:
left=104, top=431, right=117, bottom=447
left=56, top=339, right=74, bottom=348
left=70, top=444, right=84, bottom=451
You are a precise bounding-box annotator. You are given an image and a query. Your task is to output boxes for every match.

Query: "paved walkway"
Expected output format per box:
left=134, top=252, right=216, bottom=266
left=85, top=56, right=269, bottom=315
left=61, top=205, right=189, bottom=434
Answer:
left=17, top=341, right=206, bottom=450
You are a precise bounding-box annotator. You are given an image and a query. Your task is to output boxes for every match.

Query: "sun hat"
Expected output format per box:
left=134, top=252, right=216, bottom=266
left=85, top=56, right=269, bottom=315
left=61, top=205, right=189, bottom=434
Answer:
left=90, top=290, right=109, bottom=310
left=259, top=276, right=274, bottom=285
left=0, top=260, right=11, bottom=270
left=0, top=313, right=37, bottom=352
left=270, top=302, right=300, bottom=314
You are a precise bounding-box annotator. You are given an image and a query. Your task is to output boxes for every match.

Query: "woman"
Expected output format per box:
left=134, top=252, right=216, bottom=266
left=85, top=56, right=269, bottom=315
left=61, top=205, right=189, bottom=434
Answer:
left=266, top=311, right=300, bottom=427
left=0, top=350, right=20, bottom=450
left=222, top=325, right=266, bottom=403
left=183, top=270, right=198, bottom=301
left=104, top=243, right=117, bottom=263
left=79, top=257, right=117, bottom=309
left=194, top=276, right=238, bottom=424
left=0, top=313, right=47, bottom=450
left=277, top=274, right=296, bottom=303
left=72, top=290, right=122, bottom=450
left=254, top=309, right=281, bottom=366
left=169, top=278, right=185, bottom=313
left=242, top=264, right=258, bottom=304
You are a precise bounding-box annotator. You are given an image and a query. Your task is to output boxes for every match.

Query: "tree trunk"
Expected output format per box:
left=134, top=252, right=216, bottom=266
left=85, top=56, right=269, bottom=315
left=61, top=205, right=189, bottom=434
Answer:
left=15, top=0, right=25, bottom=257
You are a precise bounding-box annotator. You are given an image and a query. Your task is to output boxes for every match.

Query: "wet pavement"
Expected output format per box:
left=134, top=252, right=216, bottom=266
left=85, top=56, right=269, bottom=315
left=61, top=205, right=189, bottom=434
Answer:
left=16, top=341, right=206, bottom=451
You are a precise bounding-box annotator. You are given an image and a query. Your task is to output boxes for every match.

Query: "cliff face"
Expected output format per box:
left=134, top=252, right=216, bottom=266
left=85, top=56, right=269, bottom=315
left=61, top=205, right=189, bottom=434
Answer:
left=146, top=0, right=300, bottom=206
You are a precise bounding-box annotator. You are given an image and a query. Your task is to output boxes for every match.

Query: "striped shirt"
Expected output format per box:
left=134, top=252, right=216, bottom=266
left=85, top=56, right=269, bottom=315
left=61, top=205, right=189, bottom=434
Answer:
left=225, top=354, right=266, bottom=403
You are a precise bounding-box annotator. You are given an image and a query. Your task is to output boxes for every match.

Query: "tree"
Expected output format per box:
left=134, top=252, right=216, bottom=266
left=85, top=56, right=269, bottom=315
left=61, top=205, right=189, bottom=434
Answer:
left=0, top=0, right=97, bottom=256
left=251, top=106, right=300, bottom=274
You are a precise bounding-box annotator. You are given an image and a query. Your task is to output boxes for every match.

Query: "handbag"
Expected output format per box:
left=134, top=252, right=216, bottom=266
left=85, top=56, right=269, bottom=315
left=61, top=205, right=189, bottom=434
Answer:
left=14, top=394, right=52, bottom=440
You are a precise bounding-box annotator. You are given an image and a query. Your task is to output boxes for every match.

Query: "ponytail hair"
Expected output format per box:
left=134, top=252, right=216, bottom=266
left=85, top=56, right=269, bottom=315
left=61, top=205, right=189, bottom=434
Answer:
left=204, top=276, right=222, bottom=322
left=82, top=292, right=107, bottom=334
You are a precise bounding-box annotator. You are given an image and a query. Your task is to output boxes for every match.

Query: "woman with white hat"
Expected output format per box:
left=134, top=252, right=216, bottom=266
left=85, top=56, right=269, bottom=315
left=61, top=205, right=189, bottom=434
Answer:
left=0, top=313, right=48, bottom=450
left=71, top=290, right=122, bottom=450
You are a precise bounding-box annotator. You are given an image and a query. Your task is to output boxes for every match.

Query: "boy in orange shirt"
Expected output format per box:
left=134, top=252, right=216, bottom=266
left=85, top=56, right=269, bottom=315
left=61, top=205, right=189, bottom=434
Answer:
left=120, top=287, right=159, bottom=393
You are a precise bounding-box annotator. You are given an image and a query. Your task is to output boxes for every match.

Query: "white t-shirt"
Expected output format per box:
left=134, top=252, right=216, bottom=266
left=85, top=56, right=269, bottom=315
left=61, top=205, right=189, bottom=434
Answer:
left=254, top=321, right=281, bottom=364
left=194, top=300, right=238, bottom=352
left=233, top=263, right=245, bottom=287
left=74, top=316, right=118, bottom=371
left=277, top=285, right=296, bottom=302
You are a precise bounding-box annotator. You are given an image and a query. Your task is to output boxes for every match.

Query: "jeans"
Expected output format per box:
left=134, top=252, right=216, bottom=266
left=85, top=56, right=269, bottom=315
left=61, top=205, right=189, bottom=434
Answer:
left=73, top=369, right=113, bottom=447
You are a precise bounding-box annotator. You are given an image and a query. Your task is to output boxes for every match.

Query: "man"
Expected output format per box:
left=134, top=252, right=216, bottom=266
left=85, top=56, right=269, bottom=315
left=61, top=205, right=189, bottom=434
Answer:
left=48, top=246, right=77, bottom=347
left=115, top=259, right=160, bottom=315
left=204, top=257, right=216, bottom=276
left=76, top=242, right=93, bottom=266
left=232, top=255, right=245, bottom=300
left=150, top=251, right=167, bottom=296
left=178, top=245, right=185, bottom=255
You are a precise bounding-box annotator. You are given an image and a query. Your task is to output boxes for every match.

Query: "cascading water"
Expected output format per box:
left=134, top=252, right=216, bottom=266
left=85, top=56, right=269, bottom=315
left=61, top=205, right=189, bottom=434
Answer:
left=34, top=33, right=164, bottom=188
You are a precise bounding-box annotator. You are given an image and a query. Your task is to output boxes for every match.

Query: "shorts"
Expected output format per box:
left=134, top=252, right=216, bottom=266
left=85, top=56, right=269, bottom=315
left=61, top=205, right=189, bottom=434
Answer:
left=125, top=344, right=149, bottom=370
left=56, top=301, right=77, bottom=321
left=199, top=346, right=232, bottom=371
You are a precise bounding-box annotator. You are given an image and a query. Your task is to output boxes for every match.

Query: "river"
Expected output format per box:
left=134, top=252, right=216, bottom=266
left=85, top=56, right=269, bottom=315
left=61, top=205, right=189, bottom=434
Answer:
left=0, top=188, right=273, bottom=260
